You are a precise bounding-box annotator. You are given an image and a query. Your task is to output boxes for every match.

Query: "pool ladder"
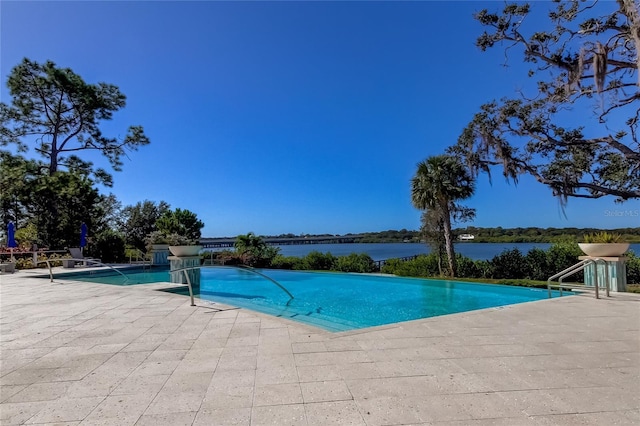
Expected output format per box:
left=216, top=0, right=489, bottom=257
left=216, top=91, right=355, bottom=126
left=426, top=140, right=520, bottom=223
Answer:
left=128, top=249, right=151, bottom=270
left=38, top=258, right=130, bottom=283
left=547, top=258, right=609, bottom=299
left=169, top=265, right=294, bottom=307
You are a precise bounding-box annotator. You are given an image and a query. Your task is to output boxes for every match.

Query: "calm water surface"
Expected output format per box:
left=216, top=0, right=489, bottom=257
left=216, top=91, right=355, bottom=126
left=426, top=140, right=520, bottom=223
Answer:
left=192, top=268, right=566, bottom=331
left=273, top=242, right=639, bottom=261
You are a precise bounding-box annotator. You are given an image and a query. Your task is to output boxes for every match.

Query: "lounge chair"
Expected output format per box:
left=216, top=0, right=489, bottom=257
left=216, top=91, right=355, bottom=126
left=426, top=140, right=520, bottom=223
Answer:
left=68, top=247, right=101, bottom=267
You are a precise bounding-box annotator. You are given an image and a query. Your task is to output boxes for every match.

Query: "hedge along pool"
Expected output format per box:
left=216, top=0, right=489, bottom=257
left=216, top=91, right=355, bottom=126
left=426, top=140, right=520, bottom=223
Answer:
left=56, top=266, right=568, bottom=332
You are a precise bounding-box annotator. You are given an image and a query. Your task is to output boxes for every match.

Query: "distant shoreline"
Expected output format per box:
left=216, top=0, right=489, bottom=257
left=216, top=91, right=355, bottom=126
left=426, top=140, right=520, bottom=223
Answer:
left=204, top=227, right=640, bottom=245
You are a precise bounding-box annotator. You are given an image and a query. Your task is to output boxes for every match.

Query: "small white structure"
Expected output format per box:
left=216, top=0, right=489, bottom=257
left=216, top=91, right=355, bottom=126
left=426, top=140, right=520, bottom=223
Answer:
left=580, top=255, right=628, bottom=292
left=458, top=234, right=475, bottom=241
left=150, top=244, right=170, bottom=265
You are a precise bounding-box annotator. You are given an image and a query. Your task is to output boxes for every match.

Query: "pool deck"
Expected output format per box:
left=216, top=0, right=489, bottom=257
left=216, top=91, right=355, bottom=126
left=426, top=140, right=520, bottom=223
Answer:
left=1, top=269, right=639, bottom=425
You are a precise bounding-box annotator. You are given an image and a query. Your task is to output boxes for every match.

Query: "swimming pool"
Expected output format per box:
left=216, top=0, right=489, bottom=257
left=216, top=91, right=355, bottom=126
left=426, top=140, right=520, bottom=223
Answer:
left=58, top=266, right=565, bottom=332
left=51, top=266, right=170, bottom=285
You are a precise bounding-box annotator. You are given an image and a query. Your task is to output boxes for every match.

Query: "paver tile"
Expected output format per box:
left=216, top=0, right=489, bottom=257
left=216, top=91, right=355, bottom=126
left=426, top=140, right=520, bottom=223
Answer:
left=24, top=396, right=104, bottom=424
left=1, top=272, right=638, bottom=426
left=1, top=368, right=58, bottom=385
left=192, top=407, right=251, bottom=425
left=251, top=404, right=307, bottom=426
left=0, top=400, right=48, bottom=425
left=300, top=380, right=352, bottom=403
left=254, top=383, right=303, bottom=406
left=296, top=365, right=342, bottom=382
left=6, top=381, right=74, bottom=403
left=110, top=373, right=169, bottom=395
left=143, top=391, right=204, bottom=415
left=0, top=384, right=27, bottom=403
left=255, top=366, right=298, bottom=385
left=134, top=411, right=197, bottom=426
left=201, top=385, right=254, bottom=409
left=81, top=392, right=155, bottom=422
left=532, top=411, right=639, bottom=425
left=355, top=396, right=423, bottom=425
left=304, top=400, right=366, bottom=425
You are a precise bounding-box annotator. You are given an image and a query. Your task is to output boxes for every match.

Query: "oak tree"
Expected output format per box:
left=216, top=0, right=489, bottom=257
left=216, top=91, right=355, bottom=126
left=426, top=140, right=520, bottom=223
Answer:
left=451, top=0, right=639, bottom=203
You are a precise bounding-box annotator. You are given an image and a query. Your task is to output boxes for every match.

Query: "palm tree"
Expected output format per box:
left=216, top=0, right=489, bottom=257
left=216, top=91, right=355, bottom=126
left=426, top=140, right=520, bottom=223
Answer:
left=420, top=210, right=446, bottom=276
left=411, top=155, right=475, bottom=277
left=234, top=232, right=267, bottom=264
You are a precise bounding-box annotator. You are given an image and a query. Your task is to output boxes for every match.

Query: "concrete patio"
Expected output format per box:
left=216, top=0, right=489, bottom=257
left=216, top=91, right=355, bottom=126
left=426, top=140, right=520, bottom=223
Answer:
left=1, top=269, right=639, bottom=425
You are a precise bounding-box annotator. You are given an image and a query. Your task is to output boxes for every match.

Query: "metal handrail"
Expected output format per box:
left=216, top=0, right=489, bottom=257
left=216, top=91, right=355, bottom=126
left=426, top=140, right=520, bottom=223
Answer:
left=547, top=259, right=592, bottom=283
left=168, top=265, right=198, bottom=307
left=37, top=258, right=129, bottom=283
left=234, top=265, right=295, bottom=301
left=547, top=258, right=609, bottom=299
left=559, top=258, right=609, bottom=299
left=169, top=265, right=295, bottom=307
left=128, top=249, right=150, bottom=267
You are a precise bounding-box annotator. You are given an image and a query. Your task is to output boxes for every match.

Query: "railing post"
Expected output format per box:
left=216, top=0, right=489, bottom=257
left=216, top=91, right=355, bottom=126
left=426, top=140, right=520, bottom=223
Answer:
left=604, top=260, right=610, bottom=297
left=182, top=269, right=196, bottom=306
left=46, top=259, right=53, bottom=282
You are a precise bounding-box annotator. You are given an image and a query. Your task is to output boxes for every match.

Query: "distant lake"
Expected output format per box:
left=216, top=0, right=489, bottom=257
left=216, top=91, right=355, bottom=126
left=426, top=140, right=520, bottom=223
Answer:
left=272, top=242, right=640, bottom=261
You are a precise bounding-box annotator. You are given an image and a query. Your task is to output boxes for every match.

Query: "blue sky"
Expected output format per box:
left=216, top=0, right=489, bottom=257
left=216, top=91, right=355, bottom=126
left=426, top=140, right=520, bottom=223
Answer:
left=2, top=1, right=638, bottom=237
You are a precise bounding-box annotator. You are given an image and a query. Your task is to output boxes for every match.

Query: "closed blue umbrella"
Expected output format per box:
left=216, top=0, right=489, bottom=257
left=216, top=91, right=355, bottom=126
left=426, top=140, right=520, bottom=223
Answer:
left=7, top=222, right=17, bottom=262
left=80, top=223, right=88, bottom=249
left=7, top=222, right=17, bottom=248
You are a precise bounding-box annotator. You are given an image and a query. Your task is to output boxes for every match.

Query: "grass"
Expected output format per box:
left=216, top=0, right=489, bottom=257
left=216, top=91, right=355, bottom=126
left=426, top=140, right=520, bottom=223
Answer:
left=626, top=284, right=640, bottom=293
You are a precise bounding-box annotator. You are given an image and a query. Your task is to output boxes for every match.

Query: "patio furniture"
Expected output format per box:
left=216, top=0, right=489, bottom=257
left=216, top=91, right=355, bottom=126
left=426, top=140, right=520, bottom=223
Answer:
left=0, top=262, right=16, bottom=274
left=68, top=248, right=101, bottom=266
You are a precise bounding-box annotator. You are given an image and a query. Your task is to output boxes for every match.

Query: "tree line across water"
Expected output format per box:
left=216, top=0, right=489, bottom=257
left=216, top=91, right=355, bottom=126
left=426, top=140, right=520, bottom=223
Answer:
left=211, top=234, right=640, bottom=287
left=276, top=227, right=640, bottom=244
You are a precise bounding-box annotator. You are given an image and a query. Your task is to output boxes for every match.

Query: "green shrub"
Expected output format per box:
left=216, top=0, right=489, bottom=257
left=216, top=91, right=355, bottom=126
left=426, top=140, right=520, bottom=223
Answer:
left=626, top=251, right=639, bottom=284
left=490, top=249, right=527, bottom=279
left=546, top=241, right=583, bottom=282
left=270, top=255, right=302, bottom=270
left=455, top=254, right=480, bottom=278
left=201, top=250, right=225, bottom=265
left=249, top=246, right=280, bottom=268
left=93, top=230, right=126, bottom=263
left=7, top=252, right=62, bottom=269
left=299, top=251, right=336, bottom=271
left=215, top=250, right=244, bottom=266
left=582, top=231, right=622, bottom=243
left=41, top=253, right=65, bottom=267
left=14, top=223, right=39, bottom=249
left=381, top=253, right=441, bottom=277
left=211, top=244, right=281, bottom=268
left=525, top=247, right=550, bottom=281
left=333, top=253, right=376, bottom=273
left=259, top=242, right=637, bottom=288
left=473, top=259, right=493, bottom=279
left=15, top=256, right=35, bottom=269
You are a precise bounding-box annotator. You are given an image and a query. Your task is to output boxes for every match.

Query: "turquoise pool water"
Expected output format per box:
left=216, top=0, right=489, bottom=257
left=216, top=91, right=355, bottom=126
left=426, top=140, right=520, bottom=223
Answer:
left=52, top=267, right=170, bottom=285
left=181, top=268, right=565, bottom=331
left=57, top=267, right=565, bottom=331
